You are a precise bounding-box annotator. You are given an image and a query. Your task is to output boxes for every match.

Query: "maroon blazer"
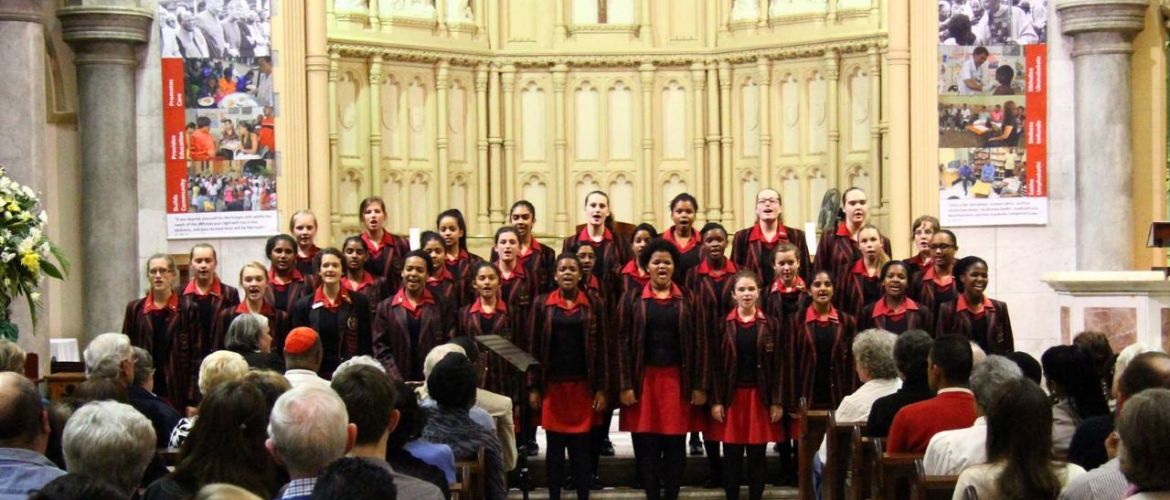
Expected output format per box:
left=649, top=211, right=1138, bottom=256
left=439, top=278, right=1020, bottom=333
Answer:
left=343, top=272, right=391, bottom=316
left=493, top=238, right=557, bottom=294
left=453, top=300, right=519, bottom=398
left=616, top=285, right=707, bottom=399
left=711, top=313, right=784, bottom=409
left=561, top=227, right=631, bottom=313
left=443, top=251, right=483, bottom=307
left=289, top=288, right=373, bottom=377
left=495, top=265, right=537, bottom=352
left=213, top=302, right=290, bottom=355
left=177, top=280, right=240, bottom=406
left=361, top=232, right=412, bottom=292
left=267, top=269, right=311, bottom=313
left=859, top=297, right=934, bottom=335
left=529, top=290, right=608, bottom=395
left=663, top=226, right=703, bottom=286
left=935, top=296, right=1014, bottom=354
left=813, top=222, right=892, bottom=289
left=731, top=223, right=812, bottom=286
left=909, top=266, right=959, bottom=318
left=789, top=306, right=857, bottom=410
left=122, top=294, right=184, bottom=406
left=372, top=289, right=449, bottom=381
left=763, top=280, right=809, bottom=327
left=837, top=259, right=882, bottom=319
left=684, top=257, right=739, bottom=388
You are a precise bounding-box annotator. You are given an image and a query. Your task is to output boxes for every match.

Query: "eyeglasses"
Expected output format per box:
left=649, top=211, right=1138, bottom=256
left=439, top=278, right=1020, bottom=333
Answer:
left=930, top=244, right=954, bottom=251
left=148, top=268, right=173, bottom=276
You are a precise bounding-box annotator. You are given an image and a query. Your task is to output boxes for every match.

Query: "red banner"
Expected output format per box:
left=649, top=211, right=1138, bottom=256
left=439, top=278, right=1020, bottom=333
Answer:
left=1025, top=43, right=1047, bottom=197
left=162, top=58, right=188, bottom=214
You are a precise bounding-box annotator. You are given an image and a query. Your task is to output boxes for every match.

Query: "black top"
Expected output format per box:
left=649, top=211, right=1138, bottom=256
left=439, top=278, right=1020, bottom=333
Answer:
left=811, top=322, right=836, bottom=407
left=860, top=277, right=882, bottom=308
left=128, top=385, right=182, bottom=449
left=865, top=378, right=934, bottom=437
left=1068, top=413, right=1114, bottom=471
left=883, top=314, right=909, bottom=335
left=548, top=308, right=588, bottom=380
left=776, top=291, right=803, bottom=317
left=271, top=284, right=293, bottom=312
left=735, top=323, right=758, bottom=385
left=406, top=313, right=422, bottom=380
left=477, top=314, right=498, bottom=338
left=193, top=294, right=215, bottom=338
left=971, top=314, right=990, bottom=352
left=316, top=307, right=341, bottom=377
left=645, top=300, right=682, bottom=367
left=148, top=310, right=171, bottom=396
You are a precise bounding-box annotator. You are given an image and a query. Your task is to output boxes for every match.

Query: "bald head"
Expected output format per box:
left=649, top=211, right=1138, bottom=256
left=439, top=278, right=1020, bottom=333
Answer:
left=0, top=372, right=47, bottom=451
left=1119, top=352, right=1170, bottom=404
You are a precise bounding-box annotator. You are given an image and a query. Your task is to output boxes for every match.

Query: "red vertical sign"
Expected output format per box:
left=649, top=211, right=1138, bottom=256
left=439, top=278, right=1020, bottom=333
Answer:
left=161, top=58, right=188, bottom=214
left=1025, top=44, right=1047, bottom=197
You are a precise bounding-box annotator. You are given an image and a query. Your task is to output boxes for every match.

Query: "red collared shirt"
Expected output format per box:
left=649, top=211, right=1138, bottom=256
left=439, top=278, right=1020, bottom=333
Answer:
left=390, top=287, right=436, bottom=317
left=749, top=223, right=789, bottom=244
left=727, top=308, right=767, bottom=326
left=518, top=237, right=544, bottom=263
left=956, top=294, right=995, bottom=318
left=641, top=282, right=684, bottom=303
left=582, top=274, right=601, bottom=293
left=546, top=288, right=590, bottom=311
left=872, top=297, right=920, bottom=321
left=297, top=244, right=319, bottom=262
left=923, top=265, right=955, bottom=288
left=835, top=222, right=853, bottom=237
left=142, top=292, right=179, bottom=314
left=445, top=249, right=471, bottom=264
left=313, top=286, right=352, bottom=312
left=341, top=272, right=376, bottom=293
left=499, top=262, right=527, bottom=282
left=183, top=278, right=223, bottom=297
left=576, top=226, right=613, bottom=244
left=362, top=231, right=397, bottom=259
left=621, top=260, right=650, bottom=283
left=663, top=226, right=699, bottom=254
left=771, top=276, right=806, bottom=294
left=269, top=267, right=305, bottom=286
left=851, top=259, right=881, bottom=279
left=805, top=305, right=841, bottom=325
left=696, top=257, right=738, bottom=278
left=471, top=296, right=507, bottom=317
left=234, top=300, right=275, bottom=315
left=427, top=264, right=456, bottom=284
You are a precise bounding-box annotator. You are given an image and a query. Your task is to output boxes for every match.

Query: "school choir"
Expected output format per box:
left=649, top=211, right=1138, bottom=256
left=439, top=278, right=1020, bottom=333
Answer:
left=123, top=188, right=1014, bottom=500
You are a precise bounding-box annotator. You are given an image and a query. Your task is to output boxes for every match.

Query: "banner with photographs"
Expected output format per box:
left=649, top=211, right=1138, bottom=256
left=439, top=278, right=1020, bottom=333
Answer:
left=160, top=0, right=278, bottom=239
left=937, top=1, right=1047, bottom=226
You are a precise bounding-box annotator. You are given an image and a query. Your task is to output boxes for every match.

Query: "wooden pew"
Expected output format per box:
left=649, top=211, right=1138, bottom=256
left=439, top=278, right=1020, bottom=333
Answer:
left=450, top=448, right=486, bottom=500
left=845, top=425, right=874, bottom=500
left=823, top=412, right=865, bottom=500
left=911, top=459, right=959, bottom=500
left=797, top=397, right=831, bottom=500
left=868, top=438, right=922, bottom=500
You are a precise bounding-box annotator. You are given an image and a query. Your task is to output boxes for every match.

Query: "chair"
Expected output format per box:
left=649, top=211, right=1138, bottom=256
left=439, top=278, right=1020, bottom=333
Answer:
left=845, top=425, right=873, bottom=500
left=797, top=397, right=831, bottom=500
left=823, top=411, right=864, bottom=500
left=870, top=439, right=921, bottom=500
left=911, top=459, right=959, bottom=500
left=450, top=448, right=486, bottom=500
left=963, top=485, right=978, bottom=500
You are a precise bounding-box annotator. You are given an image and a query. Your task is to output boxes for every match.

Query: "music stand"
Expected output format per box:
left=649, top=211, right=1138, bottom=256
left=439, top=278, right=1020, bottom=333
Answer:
left=473, top=335, right=539, bottom=500
left=1147, top=222, right=1170, bottom=278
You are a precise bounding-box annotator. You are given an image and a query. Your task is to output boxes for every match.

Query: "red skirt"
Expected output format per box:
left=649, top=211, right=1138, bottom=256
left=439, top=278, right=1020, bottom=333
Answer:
left=709, top=386, right=783, bottom=444
left=541, top=380, right=595, bottom=434
left=620, top=365, right=696, bottom=435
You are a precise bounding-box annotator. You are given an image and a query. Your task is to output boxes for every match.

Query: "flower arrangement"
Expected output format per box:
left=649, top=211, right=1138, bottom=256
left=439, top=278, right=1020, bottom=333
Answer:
left=0, top=166, right=69, bottom=340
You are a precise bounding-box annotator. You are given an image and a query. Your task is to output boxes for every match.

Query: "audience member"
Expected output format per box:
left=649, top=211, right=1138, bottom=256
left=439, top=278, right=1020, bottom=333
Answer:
left=1043, top=345, right=1110, bottom=457
left=421, top=354, right=507, bottom=500
left=330, top=364, right=443, bottom=500
left=27, top=473, right=122, bottom=500
left=0, top=372, right=65, bottom=497
left=1006, top=351, right=1042, bottom=385
left=418, top=344, right=497, bottom=434
left=309, top=457, right=396, bottom=500
left=0, top=339, right=25, bottom=373
left=225, top=313, right=283, bottom=372
left=1061, top=351, right=1170, bottom=500
left=83, top=333, right=135, bottom=384
left=1116, top=388, right=1170, bottom=499
left=386, top=380, right=452, bottom=495
left=1067, top=344, right=1159, bottom=471
left=266, top=385, right=356, bottom=500
left=169, top=350, right=249, bottom=448
left=71, top=377, right=129, bottom=404
left=283, top=327, right=331, bottom=391
left=333, top=355, right=386, bottom=379
left=924, top=355, right=1022, bottom=474
left=128, top=347, right=182, bottom=449
left=1072, top=331, right=1115, bottom=396
left=448, top=335, right=518, bottom=471
left=866, top=330, right=935, bottom=437
left=62, top=401, right=155, bottom=499
left=886, top=335, right=976, bottom=453
left=817, top=329, right=898, bottom=463
left=192, top=483, right=264, bottom=500
left=145, top=380, right=280, bottom=500
left=242, top=369, right=291, bottom=412
left=954, top=378, right=1084, bottom=499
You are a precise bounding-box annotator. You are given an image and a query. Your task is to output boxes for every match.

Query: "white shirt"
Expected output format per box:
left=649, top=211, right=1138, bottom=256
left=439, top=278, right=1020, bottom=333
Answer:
left=284, top=369, right=333, bottom=391
left=954, top=461, right=1084, bottom=500
left=1058, top=458, right=1131, bottom=500
left=923, top=416, right=987, bottom=475
left=817, top=378, right=900, bottom=462
left=958, top=58, right=985, bottom=95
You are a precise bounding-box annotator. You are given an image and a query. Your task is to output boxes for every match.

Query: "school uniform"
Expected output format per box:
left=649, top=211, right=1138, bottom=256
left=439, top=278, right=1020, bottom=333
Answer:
left=289, top=286, right=372, bottom=378
left=454, top=298, right=518, bottom=399
left=859, top=296, right=934, bottom=335
left=904, top=253, right=931, bottom=282
left=813, top=222, right=892, bottom=292
left=178, top=279, right=240, bottom=406
left=443, top=250, right=483, bottom=307
left=372, top=288, right=449, bottom=381
left=837, top=259, right=883, bottom=319
left=663, top=226, right=702, bottom=286
left=709, top=311, right=784, bottom=445
left=341, top=270, right=391, bottom=316
left=495, top=237, right=556, bottom=294
left=763, top=278, right=808, bottom=327
left=361, top=231, right=412, bottom=292
left=620, top=260, right=650, bottom=300
left=789, top=305, right=857, bottom=411
left=495, top=263, right=537, bottom=351
left=267, top=268, right=310, bottom=313
left=424, top=265, right=461, bottom=332
left=936, top=295, right=1014, bottom=354
left=910, top=265, right=959, bottom=320
left=732, top=223, right=812, bottom=286
left=294, top=245, right=319, bottom=279
left=123, top=292, right=183, bottom=405
left=561, top=227, right=631, bottom=311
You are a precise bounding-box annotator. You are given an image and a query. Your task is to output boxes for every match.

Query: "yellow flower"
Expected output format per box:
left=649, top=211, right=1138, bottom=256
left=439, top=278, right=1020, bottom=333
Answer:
left=7, top=202, right=18, bottom=213
left=20, top=252, right=39, bottom=274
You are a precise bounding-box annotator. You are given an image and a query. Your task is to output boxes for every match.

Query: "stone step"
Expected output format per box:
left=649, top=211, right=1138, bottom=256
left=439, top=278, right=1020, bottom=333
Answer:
left=508, top=485, right=799, bottom=499
left=513, top=453, right=793, bottom=490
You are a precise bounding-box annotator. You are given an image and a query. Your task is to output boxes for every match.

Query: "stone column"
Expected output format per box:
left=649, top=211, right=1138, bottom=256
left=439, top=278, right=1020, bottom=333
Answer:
left=1056, top=0, right=1148, bottom=271
left=689, top=62, right=707, bottom=214
left=306, top=0, right=333, bottom=243
left=639, top=63, right=656, bottom=225
left=551, top=64, right=570, bottom=234
left=501, top=64, right=517, bottom=212
left=757, top=57, right=772, bottom=191
left=436, top=60, right=451, bottom=209
left=369, top=56, right=384, bottom=201
left=57, top=2, right=151, bottom=338
left=474, top=64, right=490, bottom=228
left=705, top=62, right=722, bottom=222
left=487, top=64, right=504, bottom=224
left=824, top=50, right=841, bottom=188
left=718, top=61, right=733, bottom=225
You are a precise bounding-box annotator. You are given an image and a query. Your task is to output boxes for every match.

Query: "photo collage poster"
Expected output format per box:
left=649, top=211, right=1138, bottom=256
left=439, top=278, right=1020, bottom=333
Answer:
left=160, top=0, right=279, bottom=239
left=937, top=0, right=1048, bottom=226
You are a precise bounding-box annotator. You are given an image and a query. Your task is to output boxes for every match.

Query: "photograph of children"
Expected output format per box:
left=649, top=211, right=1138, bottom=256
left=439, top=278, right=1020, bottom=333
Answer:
left=939, top=147, right=1028, bottom=200
left=186, top=107, right=275, bottom=161
left=158, top=0, right=271, bottom=61
left=185, top=57, right=274, bottom=109
left=938, top=0, right=1046, bottom=46
left=938, top=96, right=1026, bottom=149
left=939, top=45, right=1025, bottom=96
left=187, top=160, right=277, bottom=213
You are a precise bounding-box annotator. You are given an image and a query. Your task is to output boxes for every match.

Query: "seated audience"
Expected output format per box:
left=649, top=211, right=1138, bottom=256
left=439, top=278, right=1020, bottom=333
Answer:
left=1116, top=388, right=1170, bottom=499
left=386, top=379, right=453, bottom=495
left=1060, top=351, right=1170, bottom=500
left=330, top=363, right=443, bottom=500
left=169, top=350, right=249, bottom=448
left=886, top=335, right=977, bottom=453
left=266, top=385, right=356, bottom=500
left=924, top=355, right=1022, bottom=474
left=192, top=483, right=264, bottom=500
left=225, top=313, right=283, bottom=371
left=309, top=457, right=396, bottom=500
left=282, top=327, right=331, bottom=391
left=867, top=330, right=935, bottom=437
left=242, top=369, right=292, bottom=411
left=0, top=372, right=65, bottom=497
left=71, top=377, right=129, bottom=403
left=83, top=332, right=135, bottom=385
left=1072, top=331, right=1116, bottom=397
left=62, top=401, right=155, bottom=499
left=144, top=380, right=280, bottom=499
left=448, top=336, right=517, bottom=471
left=954, top=378, right=1085, bottom=499
left=1067, top=342, right=1156, bottom=471
left=0, top=339, right=25, bottom=373
left=27, top=473, right=122, bottom=500
left=1006, top=350, right=1043, bottom=385
left=1042, top=345, right=1110, bottom=457
left=420, top=354, right=507, bottom=500
left=127, top=347, right=182, bottom=449
left=818, top=329, right=899, bottom=463
left=418, top=344, right=497, bottom=434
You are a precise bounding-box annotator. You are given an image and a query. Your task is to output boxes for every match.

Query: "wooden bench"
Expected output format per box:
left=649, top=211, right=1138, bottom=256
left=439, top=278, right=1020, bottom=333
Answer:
left=868, top=438, right=922, bottom=500
left=823, top=412, right=866, bottom=500
left=797, top=397, right=830, bottom=500
left=911, top=459, right=958, bottom=500
left=450, top=448, right=486, bottom=500
left=845, top=425, right=874, bottom=500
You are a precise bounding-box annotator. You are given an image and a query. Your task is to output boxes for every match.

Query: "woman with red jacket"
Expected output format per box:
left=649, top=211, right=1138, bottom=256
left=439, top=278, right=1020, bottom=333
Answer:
left=340, top=235, right=391, bottom=314
left=506, top=200, right=557, bottom=293
left=289, top=210, right=321, bottom=278
left=358, top=196, right=411, bottom=291
left=732, top=188, right=811, bottom=287
left=123, top=254, right=183, bottom=405
left=860, top=260, right=934, bottom=334
left=289, top=248, right=372, bottom=378
left=453, top=261, right=518, bottom=400
left=437, top=208, right=483, bottom=307
left=936, top=256, right=1014, bottom=354
left=836, top=225, right=888, bottom=318
left=265, top=234, right=309, bottom=312
left=790, top=270, right=857, bottom=410
left=620, top=223, right=657, bottom=298
left=215, top=262, right=289, bottom=357
left=911, top=229, right=960, bottom=316
left=662, top=193, right=701, bottom=284
left=813, top=188, right=891, bottom=291
left=561, top=190, right=630, bottom=308
left=372, top=250, right=449, bottom=381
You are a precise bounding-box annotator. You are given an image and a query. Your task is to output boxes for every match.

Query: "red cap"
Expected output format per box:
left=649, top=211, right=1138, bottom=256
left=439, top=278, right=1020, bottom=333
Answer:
left=285, top=327, right=319, bottom=354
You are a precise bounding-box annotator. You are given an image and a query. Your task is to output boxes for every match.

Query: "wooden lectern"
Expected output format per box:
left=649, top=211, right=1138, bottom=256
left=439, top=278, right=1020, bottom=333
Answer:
left=1147, top=222, right=1170, bottom=278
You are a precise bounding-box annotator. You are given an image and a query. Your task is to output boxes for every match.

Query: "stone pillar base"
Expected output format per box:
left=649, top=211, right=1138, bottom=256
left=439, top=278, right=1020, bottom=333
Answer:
left=1043, top=271, right=1170, bottom=351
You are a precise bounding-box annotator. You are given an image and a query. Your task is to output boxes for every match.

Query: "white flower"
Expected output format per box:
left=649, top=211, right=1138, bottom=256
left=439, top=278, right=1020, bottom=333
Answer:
left=20, top=186, right=34, bottom=199
left=16, top=237, right=34, bottom=255
left=29, top=292, right=40, bottom=303
left=38, top=211, right=46, bottom=223
left=0, top=252, right=13, bottom=264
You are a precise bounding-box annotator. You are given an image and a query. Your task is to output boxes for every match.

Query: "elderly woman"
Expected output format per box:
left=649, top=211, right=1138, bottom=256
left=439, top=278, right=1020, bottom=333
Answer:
left=167, top=350, right=250, bottom=448
left=0, top=339, right=25, bottom=373
left=1117, top=388, right=1170, bottom=499
left=816, top=329, right=899, bottom=465
left=128, top=347, right=182, bottom=449
left=83, top=332, right=136, bottom=385
left=224, top=313, right=282, bottom=371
